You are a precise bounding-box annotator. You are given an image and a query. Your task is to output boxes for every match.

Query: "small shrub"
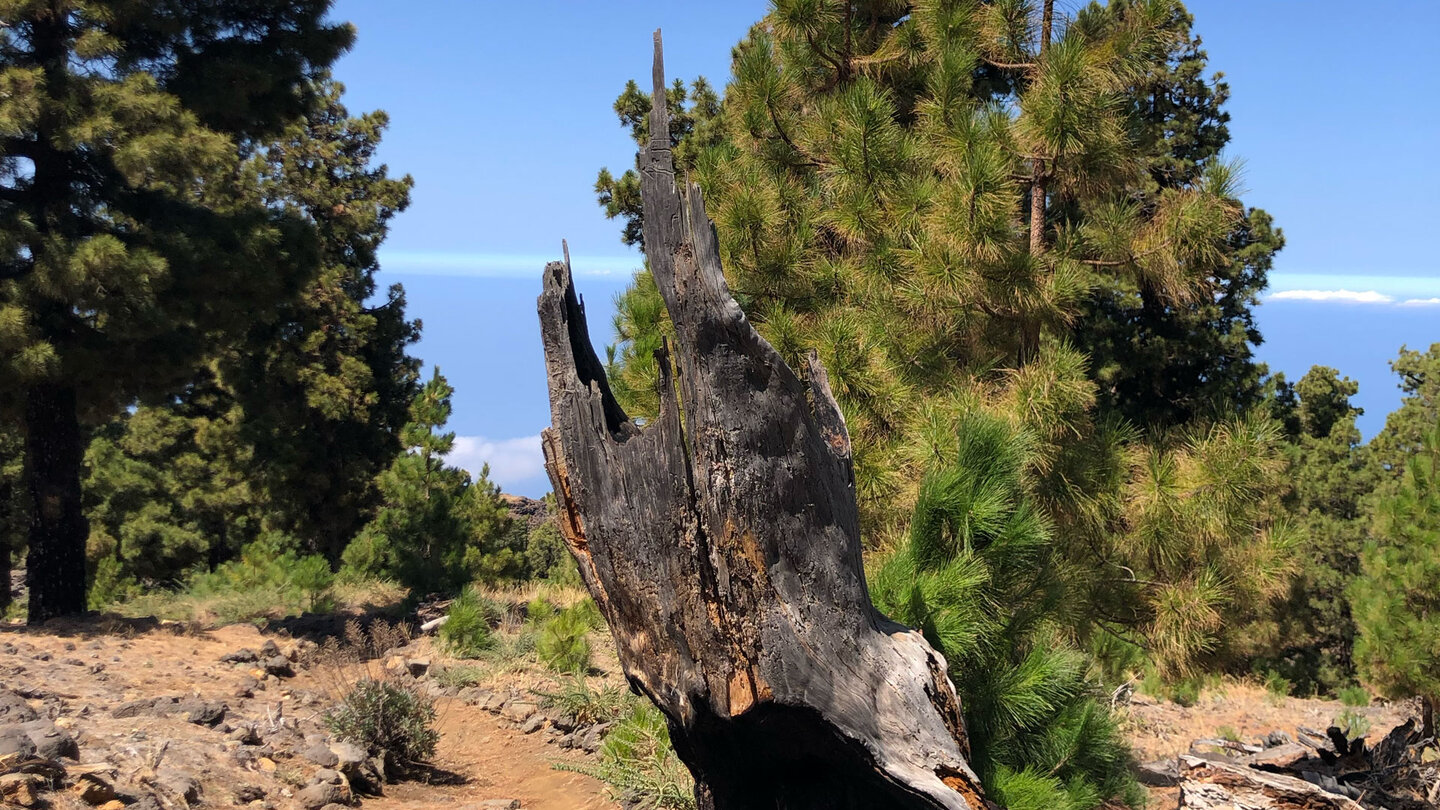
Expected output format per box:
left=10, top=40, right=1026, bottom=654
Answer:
left=1338, top=685, right=1370, bottom=707
left=1217, top=725, right=1240, bottom=743
left=1334, top=707, right=1371, bottom=739
left=439, top=589, right=494, bottom=659
left=537, top=605, right=592, bottom=673
left=569, top=597, right=606, bottom=630
left=324, top=678, right=438, bottom=768
left=1263, top=669, right=1291, bottom=702
left=527, top=595, right=557, bottom=623
left=434, top=665, right=486, bottom=689
left=558, top=702, right=693, bottom=809
left=536, top=675, right=631, bottom=725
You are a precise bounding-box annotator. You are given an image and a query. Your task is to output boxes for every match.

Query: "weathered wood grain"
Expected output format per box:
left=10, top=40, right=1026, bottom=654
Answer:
left=536, top=28, right=986, bottom=810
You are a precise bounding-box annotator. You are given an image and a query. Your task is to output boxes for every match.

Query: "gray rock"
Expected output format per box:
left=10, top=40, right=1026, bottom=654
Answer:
left=220, top=649, right=258, bottom=664
left=156, top=768, right=202, bottom=804
left=474, top=801, right=521, bottom=810
left=520, top=714, right=545, bottom=734
left=112, top=698, right=155, bottom=719
left=578, top=722, right=612, bottom=754
left=183, top=700, right=226, bottom=726
left=263, top=656, right=294, bottom=678
left=0, top=725, right=37, bottom=759
left=295, top=782, right=350, bottom=809
left=0, top=692, right=37, bottom=723
left=551, top=713, right=578, bottom=733
left=21, top=719, right=78, bottom=759
left=259, top=640, right=281, bottom=659
left=500, top=701, right=537, bottom=723
left=302, top=743, right=339, bottom=768
left=1132, top=758, right=1180, bottom=787
left=228, top=724, right=261, bottom=745
left=234, top=785, right=267, bottom=803
left=330, top=741, right=367, bottom=771
left=1263, top=729, right=1293, bottom=748
left=310, top=769, right=344, bottom=786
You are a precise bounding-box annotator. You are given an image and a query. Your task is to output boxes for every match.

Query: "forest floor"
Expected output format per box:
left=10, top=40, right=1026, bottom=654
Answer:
left=0, top=607, right=1416, bottom=810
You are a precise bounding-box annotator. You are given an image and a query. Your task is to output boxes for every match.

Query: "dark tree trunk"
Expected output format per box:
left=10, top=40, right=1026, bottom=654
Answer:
left=536, top=31, right=986, bottom=810
left=0, top=476, right=11, bottom=613
left=24, top=383, right=88, bottom=622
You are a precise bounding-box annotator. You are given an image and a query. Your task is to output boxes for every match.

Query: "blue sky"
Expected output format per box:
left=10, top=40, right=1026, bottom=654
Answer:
left=330, top=1, right=1439, bottom=497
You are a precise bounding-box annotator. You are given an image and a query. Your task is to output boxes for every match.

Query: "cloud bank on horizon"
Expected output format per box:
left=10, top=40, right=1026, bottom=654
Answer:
left=447, top=434, right=547, bottom=494
left=381, top=249, right=1436, bottom=304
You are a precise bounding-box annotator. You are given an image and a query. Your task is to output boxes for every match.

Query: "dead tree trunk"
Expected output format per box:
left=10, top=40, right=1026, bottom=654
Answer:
left=537, top=30, right=986, bottom=810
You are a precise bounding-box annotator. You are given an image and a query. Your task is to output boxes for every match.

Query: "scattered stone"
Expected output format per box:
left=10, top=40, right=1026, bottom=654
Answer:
left=0, top=692, right=38, bottom=723
left=520, top=714, right=545, bottom=734
left=310, top=769, right=345, bottom=786
left=156, top=768, right=202, bottom=804
left=0, top=725, right=38, bottom=758
left=257, top=757, right=278, bottom=773
left=474, top=801, right=521, bottom=810
left=1263, top=729, right=1293, bottom=748
left=295, top=782, right=350, bottom=809
left=112, top=698, right=155, bottom=719
left=221, top=649, right=259, bottom=664
left=303, top=743, right=339, bottom=768
left=500, top=701, right=538, bottom=723
left=263, top=656, right=294, bottom=678
left=1132, top=759, right=1180, bottom=787
left=551, top=713, right=578, bottom=733
left=71, top=773, right=118, bottom=805
left=330, top=742, right=368, bottom=772
left=235, top=785, right=267, bottom=803
left=183, top=700, right=227, bottom=726
left=259, top=640, right=281, bottom=659
left=98, top=800, right=125, bottom=810
left=578, top=722, right=612, bottom=754
left=406, top=658, right=430, bottom=678
left=22, top=718, right=79, bottom=759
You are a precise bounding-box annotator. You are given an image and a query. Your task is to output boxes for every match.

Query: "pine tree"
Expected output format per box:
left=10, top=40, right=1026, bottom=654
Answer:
left=596, top=1, right=1293, bottom=673
left=0, top=0, right=351, bottom=621
left=1072, top=2, right=1285, bottom=429
left=342, top=369, right=517, bottom=594
left=1369, top=343, right=1440, bottom=479
left=1350, top=420, right=1440, bottom=738
left=82, top=371, right=264, bottom=602
left=226, top=78, right=420, bottom=562
left=1262, top=367, right=1376, bottom=693
left=870, top=411, right=1142, bottom=810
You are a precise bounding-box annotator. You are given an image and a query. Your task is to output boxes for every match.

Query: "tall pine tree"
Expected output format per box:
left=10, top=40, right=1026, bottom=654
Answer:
left=0, top=1, right=350, bottom=621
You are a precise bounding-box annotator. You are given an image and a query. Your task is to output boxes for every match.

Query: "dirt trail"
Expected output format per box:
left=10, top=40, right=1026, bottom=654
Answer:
left=0, top=618, right=617, bottom=810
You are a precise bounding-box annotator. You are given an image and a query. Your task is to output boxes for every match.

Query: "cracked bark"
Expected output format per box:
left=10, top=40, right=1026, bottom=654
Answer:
left=536, top=30, right=987, bottom=810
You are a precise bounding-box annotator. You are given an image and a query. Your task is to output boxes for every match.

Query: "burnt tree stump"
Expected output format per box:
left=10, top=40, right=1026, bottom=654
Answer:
left=537, top=30, right=987, bottom=810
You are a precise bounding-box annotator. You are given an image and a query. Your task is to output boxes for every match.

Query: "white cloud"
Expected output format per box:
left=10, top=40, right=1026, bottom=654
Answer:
left=447, top=434, right=546, bottom=492
left=1399, top=297, right=1440, bottom=307
left=1268, top=289, right=1394, bottom=304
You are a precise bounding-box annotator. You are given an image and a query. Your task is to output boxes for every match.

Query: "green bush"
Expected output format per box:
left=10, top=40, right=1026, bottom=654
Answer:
left=1263, top=669, right=1292, bottom=700
left=439, top=589, right=495, bottom=658
left=537, top=604, right=592, bottom=673
left=1334, top=707, right=1371, bottom=739
left=526, top=595, right=557, bottom=623
left=559, top=702, right=693, bottom=809
left=535, top=675, right=631, bottom=725
left=1338, top=685, right=1370, bottom=707
left=869, top=413, right=1143, bottom=810
left=324, top=678, right=438, bottom=768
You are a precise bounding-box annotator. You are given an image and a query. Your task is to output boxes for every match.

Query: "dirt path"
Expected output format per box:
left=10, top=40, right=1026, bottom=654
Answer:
left=0, top=618, right=618, bottom=810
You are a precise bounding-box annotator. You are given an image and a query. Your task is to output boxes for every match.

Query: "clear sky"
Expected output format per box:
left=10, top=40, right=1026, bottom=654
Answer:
left=329, top=1, right=1439, bottom=497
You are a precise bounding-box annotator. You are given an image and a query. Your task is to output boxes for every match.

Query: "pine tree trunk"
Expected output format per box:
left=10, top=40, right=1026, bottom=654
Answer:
left=24, top=383, right=88, bottom=622
left=536, top=31, right=986, bottom=810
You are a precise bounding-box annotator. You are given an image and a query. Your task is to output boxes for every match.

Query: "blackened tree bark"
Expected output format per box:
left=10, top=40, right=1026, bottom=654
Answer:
left=537, top=31, right=988, bottom=810
left=24, top=383, right=87, bottom=621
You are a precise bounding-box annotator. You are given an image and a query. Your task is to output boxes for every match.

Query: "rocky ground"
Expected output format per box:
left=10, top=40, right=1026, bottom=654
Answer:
left=0, top=616, right=618, bottom=810
left=2, top=610, right=1426, bottom=810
